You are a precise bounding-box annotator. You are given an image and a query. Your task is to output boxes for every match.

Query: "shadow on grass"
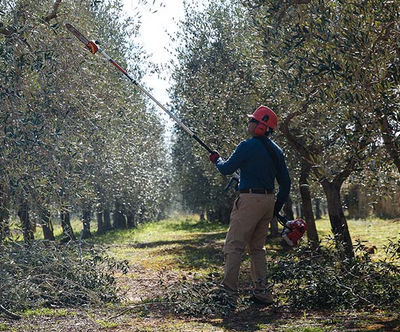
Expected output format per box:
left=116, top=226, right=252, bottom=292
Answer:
left=199, top=306, right=400, bottom=332
left=216, top=307, right=283, bottom=332
left=162, top=219, right=228, bottom=233
left=131, top=231, right=227, bottom=269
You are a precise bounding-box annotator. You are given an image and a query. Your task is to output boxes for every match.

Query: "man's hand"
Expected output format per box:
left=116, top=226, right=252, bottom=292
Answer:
left=273, top=201, right=284, bottom=216
left=209, top=150, right=220, bottom=163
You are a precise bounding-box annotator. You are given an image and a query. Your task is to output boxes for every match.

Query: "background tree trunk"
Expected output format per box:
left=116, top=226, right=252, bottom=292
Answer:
left=299, top=159, right=319, bottom=249
left=82, top=202, right=92, bottom=239
left=60, top=205, right=76, bottom=243
left=103, top=207, right=112, bottom=232
left=113, top=201, right=126, bottom=229
left=18, top=201, right=34, bottom=244
left=269, top=216, right=279, bottom=238
left=0, top=185, right=10, bottom=242
left=315, top=198, right=322, bottom=219
left=321, top=180, right=354, bottom=258
left=96, top=205, right=105, bottom=235
left=284, top=197, right=295, bottom=220
left=41, top=208, right=55, bottom=241
left=127, top=213, right=135, bottom=228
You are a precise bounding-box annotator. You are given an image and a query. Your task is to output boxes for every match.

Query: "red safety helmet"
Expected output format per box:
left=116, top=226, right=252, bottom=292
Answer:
left=247, top=105, right=278, bottom=136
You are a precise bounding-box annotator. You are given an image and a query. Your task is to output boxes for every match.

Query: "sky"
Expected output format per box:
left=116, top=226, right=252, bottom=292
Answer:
left=122, top=0, right=185, bottom=108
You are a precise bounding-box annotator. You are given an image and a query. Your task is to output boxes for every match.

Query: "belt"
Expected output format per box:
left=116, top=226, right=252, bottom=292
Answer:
left=240, top=188, right=274, bottom=194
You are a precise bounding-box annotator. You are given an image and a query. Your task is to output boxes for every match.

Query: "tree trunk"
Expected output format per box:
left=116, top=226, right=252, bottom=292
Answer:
left=113, top=201, right=126, bottom=229
left=280, top=112, right=355, bottom=258
left=315, top=198, right=322, bottom=219
left=299, top=159, right=319, bottom=249
left=295, top=204, right=300, bottom=218
left=284, top=196, right=295, bottom=220
left=41, top=208, right=55, bottom=241
left=18, top=201, right=34, bottom=244
left=269, top=216, right=279, bottom=238
left=321, top=179, right=354, bottom=258
left=0, top=185, right=10, bottom=243
left=60, top=205, right=76, bottom=243
left=96, top=206, right=105, bottom=235
left=375, top=107, right=400, bottom=173
left=103, top=208, right=112, bottom=231
left=127, top=213, right=135, bottom=228
left=82, top=202, right=92, bottom=239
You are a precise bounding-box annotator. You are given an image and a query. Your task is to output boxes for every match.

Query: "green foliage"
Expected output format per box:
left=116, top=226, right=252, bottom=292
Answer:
left=268, top=238, right=400, bottom=310
left=245, top=0, right=400, bottom=184
left=170, top=0, right=261, bottom=220
left=0, top=324, right=14, bottom=332
left=0, top=241, right=129, bottom=311
left=385, top=237, right=400, bottom=261
left=0, top=0, right=171, bottom=242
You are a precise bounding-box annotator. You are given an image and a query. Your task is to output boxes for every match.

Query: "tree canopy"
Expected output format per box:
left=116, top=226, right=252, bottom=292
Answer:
left=0, top=0, right=170, bottom=242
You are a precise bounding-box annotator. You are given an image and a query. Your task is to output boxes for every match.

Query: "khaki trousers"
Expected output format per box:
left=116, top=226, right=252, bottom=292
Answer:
left=222, top=193, right=275, bottom=293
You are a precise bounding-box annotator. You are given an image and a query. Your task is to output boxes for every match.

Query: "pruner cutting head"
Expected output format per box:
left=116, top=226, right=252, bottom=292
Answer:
left=86, top=41, right=98, bottom=54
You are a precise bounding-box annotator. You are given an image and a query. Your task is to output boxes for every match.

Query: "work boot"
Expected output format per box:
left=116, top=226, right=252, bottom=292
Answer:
left=250, top=288, right=274, bottom=306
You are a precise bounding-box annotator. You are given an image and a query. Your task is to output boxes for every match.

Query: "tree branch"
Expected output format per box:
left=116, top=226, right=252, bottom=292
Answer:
left=0, top=25, right=16, bottom=36
left=0, top=304, right=21, bottom=320
left=357, top=21, right=395, bottom=81
left=290, top=0, right=312, bottom=4
left=43, top=0, right=62, bottom=23
left=280, top=105, right=316, bottom=167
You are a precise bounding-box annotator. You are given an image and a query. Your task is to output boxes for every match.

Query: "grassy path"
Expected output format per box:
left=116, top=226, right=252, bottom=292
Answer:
left=1, top=214, right=399, bottom=331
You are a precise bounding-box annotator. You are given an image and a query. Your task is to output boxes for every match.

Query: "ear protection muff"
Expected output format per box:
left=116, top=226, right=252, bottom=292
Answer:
left=254, top=114, right=270, bottom=136
left=254, top=122, right=267, bottom=136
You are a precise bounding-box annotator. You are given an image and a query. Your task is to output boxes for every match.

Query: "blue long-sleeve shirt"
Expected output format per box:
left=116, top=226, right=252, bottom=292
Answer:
left=215, top=136, right=291, bottom=203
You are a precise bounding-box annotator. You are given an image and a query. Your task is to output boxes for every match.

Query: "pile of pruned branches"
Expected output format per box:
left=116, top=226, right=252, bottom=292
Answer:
left=0, top=241, right=129, bottom=316
left=161, top=276, right=235, bottom=317
left=161, top=237, right=400, bottom=316
left=268, top=237, right=400, bottom=310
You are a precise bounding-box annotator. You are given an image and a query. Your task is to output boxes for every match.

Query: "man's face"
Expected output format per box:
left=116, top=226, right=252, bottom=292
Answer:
left=248, top=119, right=258, bottom=136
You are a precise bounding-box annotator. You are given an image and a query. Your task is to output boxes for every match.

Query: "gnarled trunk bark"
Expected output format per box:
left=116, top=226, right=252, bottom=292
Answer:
left=299, top=159, right=319, bottom=249
left=321, top=179, right=354, bottom=258
left=103, top=207, right=112, bottom=231
left=113, top=201, right=126, bottom=229
left=18, top=201, right=34, bottom=244
left=60, top=204, right=76, bottom=243
left=41, top=208, right=55, bottom=241
left=81, top=202, right=92, bottom=239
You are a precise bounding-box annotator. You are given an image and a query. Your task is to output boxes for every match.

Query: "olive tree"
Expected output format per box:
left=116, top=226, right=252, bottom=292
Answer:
left=170, top=0, right=273, bottom=222
left=245, top=0, right=400, bottom=257
left=0, top=0, right=170, bottom=243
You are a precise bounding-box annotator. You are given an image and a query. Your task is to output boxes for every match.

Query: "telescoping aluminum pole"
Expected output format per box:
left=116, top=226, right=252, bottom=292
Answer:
left=66, top=23, right=239, bottom=187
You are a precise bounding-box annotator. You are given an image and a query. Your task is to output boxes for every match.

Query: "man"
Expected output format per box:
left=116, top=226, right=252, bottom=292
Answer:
left=209, top=105, right=291, bottom=306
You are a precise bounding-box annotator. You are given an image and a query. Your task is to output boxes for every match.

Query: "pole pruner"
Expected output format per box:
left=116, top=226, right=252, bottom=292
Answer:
left=66, top=23, right=239, bottom=190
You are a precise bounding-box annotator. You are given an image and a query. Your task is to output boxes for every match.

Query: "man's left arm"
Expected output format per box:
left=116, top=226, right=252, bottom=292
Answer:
left=274, top=153, right=291, bottom=214
left=213, top=141, right=247, bottom=176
